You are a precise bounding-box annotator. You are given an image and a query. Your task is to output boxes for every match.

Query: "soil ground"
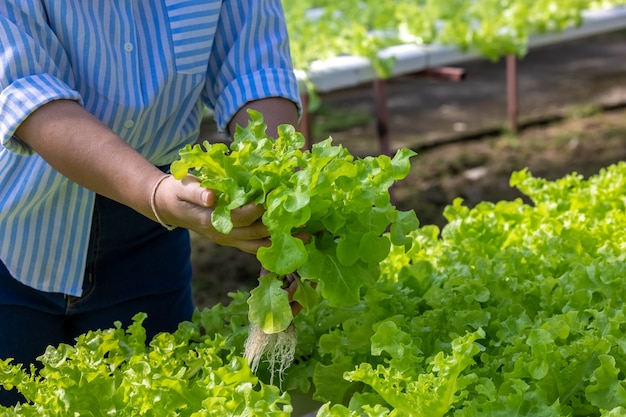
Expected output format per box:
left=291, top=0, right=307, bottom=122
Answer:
left=191, top=29, right=626, bottom=309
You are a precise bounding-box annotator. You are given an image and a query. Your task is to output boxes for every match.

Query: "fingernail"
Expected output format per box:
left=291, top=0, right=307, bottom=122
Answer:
left=201, top=190, right=210, bottom=206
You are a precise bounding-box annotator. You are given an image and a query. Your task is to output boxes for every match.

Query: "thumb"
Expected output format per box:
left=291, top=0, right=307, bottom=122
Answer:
left=179, top=174, right=216, bottom=207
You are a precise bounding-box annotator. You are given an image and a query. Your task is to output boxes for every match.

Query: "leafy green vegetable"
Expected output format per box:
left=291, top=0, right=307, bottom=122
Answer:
left=284, top=162, right=626, bottom=415
left=0, top=312, right=291, bottom=416
left=172, top=109, right=417, bottom=334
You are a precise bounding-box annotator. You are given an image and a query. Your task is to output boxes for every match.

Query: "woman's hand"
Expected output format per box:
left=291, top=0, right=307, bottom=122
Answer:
left=150, top=97, right=300, bottom=254
left=153, top=174, right=271, bottom=254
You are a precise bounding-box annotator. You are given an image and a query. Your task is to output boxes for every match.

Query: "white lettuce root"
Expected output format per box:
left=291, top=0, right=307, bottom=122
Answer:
left=244, top=322, right=297, bottom=385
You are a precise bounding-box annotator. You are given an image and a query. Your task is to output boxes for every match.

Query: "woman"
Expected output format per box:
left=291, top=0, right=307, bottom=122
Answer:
left=0, top=0, right=300, bottom=406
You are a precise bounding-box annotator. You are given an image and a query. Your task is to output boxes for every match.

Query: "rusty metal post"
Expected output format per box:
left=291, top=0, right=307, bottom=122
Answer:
left=506, top=55, right=519, bottom=133
left=373, top=78, right=391, bottom=156
left=373, top=67, right=467, bottom=156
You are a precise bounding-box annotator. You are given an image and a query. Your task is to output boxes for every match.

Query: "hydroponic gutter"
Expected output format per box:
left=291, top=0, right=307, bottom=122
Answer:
left=297, top=6, right=626, bottom=93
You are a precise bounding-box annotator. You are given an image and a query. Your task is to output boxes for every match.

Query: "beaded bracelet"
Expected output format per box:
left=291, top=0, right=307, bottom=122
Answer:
left=150, top=174, right=176, bottom=231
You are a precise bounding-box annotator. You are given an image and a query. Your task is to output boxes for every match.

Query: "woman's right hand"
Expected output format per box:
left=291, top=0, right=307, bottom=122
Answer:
left=152, top=174, right=271, bottom=254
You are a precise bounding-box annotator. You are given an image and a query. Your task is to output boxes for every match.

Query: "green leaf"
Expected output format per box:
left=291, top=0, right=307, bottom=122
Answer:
left=358, top=233, right=391, bottom=265
left=370, top=320, right=412, bottom=358
left=211, top=204, right=234, bottom=234
left=456, top=380, right=563, bottom=417
left=585, top=355, right=626, bottom=410
left=257, top=234, right=308, bottom=275
left=292, top=279, right=320, bottom=314
left=336, top=233, right=361, bottom=267
left=390, top=148, right=417, bottom=180
left=247, top=273, right=293, bottom=334
left=306, top=245, right=374, bottom=307
left=170, top=142, right=229, bottom=180
left=313, top=355, right=357, bottom=406
left=389, top=210, right=420, bottom=247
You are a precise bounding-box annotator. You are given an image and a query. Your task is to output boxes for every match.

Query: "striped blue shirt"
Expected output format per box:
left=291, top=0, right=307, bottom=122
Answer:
left=0, top=0, right=300, bottom=296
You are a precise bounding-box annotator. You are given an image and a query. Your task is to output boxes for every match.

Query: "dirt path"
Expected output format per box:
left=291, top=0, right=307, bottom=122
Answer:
left=395, top=107, right=626, bottom=227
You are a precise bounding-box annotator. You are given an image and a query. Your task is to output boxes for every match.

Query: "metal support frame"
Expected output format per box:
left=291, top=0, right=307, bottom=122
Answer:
left=373, top=66, right=467, bottom=155
left=373, top=78, right=391, bottom=156
left=299, top=67, right=467, bottom=153
left=298, top=63, right=537, bottom=154
left=506, top=55, right=519, bottom=133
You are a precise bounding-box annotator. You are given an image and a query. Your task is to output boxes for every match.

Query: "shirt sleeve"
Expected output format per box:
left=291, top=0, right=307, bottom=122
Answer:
left=203, top=0, right=301, bottom=132
left=0, top=2, right=82, bottom=155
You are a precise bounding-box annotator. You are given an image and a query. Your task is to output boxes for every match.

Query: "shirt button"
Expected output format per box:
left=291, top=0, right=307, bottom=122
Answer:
left=124, top=42, right=134, bottom=52
left=123, top=119, right=135, bottom=129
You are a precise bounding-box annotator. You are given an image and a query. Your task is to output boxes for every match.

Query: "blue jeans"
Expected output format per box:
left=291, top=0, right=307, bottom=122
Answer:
left=0, top=193, right=194, bottom=406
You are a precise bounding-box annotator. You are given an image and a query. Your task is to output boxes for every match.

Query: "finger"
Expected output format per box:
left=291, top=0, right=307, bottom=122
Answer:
left=230, top=203, right=265, bottom=227
left=218, top=237, right=270, bottom=255
left=221, top=219, right=270, bottom=241
left=177, top=175, right=216, bottom=208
